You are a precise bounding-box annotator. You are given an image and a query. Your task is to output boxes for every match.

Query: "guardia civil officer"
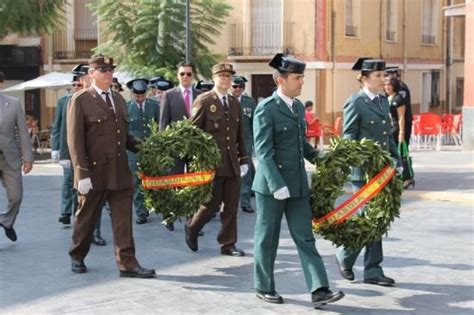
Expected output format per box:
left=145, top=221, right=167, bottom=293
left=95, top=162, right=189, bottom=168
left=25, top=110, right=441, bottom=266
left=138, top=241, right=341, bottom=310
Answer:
left=67, top=55, right=155, bottom=278
left=185, top=63, right=248, bottom=256
left=335, top=58, right=401, bottom=287
left=51, top=70, right=83, bottom=225
left=252, top=54, right=344, bottom=309
left=231, top=75, right=256, bottom=214
left=149, top=76, right=173, bottom=103
left=125, top=78, right=160, bottom=225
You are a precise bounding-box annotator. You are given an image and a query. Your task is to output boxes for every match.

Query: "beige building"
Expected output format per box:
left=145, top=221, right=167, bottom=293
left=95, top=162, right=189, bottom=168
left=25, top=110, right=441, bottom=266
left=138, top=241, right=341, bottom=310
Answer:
left=2, top=0, right=466, bottom=134
left=215, top=0, right=453, bottom=126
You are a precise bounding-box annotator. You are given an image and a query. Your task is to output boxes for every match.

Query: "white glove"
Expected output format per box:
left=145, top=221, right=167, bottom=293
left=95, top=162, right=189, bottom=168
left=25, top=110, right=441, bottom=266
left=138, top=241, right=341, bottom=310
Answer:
left=78, top=177, right=93, bottom=195
left=273, top=186, right=290, bottom=200
left=240, top=164, right=249, bottom=177
left=59, top=159, right=71, bottom=169
left=396, top=166, right=404, bottom=176
left=51, top=150, right=60, bottom=162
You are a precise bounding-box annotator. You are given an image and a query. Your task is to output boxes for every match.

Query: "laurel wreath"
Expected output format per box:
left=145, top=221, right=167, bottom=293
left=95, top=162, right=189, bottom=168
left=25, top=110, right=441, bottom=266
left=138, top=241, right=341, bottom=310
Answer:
left=137, top=120, right=221, bottom=225
left=311, top=138, right=403, bottom=251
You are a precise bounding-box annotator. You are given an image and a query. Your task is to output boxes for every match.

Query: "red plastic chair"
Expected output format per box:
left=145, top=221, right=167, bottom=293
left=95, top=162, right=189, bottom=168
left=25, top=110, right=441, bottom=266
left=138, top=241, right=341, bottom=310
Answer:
left=306, top=117, right=323, bottom=148
left=321, top=117, right=342, bottom=144
left=416, top=112, right=442, bottom=150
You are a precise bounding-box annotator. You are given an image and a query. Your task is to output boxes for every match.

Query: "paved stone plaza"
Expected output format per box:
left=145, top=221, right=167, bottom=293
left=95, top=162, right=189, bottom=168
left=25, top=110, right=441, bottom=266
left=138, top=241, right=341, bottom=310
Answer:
left=1, top=149, right=473, bottom=314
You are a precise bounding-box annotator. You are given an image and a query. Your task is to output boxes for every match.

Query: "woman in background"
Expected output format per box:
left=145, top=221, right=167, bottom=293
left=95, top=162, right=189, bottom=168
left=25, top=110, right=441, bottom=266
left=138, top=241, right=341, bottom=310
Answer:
left=384, top=76, right=414, bottom=189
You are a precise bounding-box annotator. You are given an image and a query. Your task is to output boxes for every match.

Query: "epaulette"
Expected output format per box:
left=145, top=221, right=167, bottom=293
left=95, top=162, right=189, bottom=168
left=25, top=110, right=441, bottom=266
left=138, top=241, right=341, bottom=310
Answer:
left=258, top=96, right=273, bottom=107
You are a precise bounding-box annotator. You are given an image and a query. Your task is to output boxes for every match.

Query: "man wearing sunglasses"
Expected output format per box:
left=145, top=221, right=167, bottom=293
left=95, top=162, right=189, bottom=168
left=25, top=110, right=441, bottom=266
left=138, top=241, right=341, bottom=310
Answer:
left=51, top=64, right=107, bottom=246
left=160, top=62, right=202, bottom=137
left=66, top=55, right=155, bottom=278
left=125, top=78, right=160, bottom=225
left=231, top=75, right=257, bottom=214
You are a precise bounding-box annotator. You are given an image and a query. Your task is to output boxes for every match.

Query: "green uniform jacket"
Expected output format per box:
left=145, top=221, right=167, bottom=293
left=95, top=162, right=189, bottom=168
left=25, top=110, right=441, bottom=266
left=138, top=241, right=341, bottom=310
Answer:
left=240, top=94, right=257, bottom=147
left=343, top=90, right=400, bottom=181
left=252, top=92, right=317, bottom=198
left=126, top=98, right=160, bottom=140
left=51, top=94, right=72, bottom=159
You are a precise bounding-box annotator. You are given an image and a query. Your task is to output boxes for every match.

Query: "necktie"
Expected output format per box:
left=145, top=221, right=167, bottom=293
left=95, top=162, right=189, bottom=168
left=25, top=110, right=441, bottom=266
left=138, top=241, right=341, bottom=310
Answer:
left=222, top=96, right=228, bottom=108
left=102, top=92, right=114, bottom=112
left=375, top=96, right=382, bottom=111
left=184, top=89, right=191, bottom=115
left=291, top=101, right=297, bottom=114
left=138, top=102, right=144, bottom=113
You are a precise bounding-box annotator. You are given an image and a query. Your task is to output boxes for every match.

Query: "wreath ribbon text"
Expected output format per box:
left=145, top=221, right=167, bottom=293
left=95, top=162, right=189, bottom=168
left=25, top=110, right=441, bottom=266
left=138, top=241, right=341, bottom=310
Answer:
left=313, top=165, right=395, bottom=228
left=141, top=171, right=215, bottom=189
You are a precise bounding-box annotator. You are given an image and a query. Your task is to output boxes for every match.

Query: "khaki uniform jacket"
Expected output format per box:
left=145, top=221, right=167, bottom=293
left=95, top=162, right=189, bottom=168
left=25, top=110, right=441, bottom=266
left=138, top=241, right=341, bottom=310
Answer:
left=67, top=87, right=138, bottom=190
left=191, top=90, right=248, bottom=177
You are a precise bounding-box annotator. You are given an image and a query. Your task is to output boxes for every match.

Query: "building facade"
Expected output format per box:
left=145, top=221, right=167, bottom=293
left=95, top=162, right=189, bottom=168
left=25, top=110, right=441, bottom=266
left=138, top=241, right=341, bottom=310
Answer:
left=212, top=0, right=456, bottom=128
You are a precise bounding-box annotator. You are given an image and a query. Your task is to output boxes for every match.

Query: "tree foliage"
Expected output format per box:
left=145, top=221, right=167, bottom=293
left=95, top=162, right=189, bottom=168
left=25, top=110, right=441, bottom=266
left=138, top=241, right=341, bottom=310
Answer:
left=89, top=0, right=231, bottom=79
left=0, top=0, right=66, bottom=38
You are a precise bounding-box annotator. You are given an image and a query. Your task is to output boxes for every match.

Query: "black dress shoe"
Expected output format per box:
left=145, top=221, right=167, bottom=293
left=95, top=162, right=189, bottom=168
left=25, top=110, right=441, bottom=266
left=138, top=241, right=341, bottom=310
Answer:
left=2, top=225, right=17, bottom=242
left=221, top=247, right=245, bottom=257
left=119, top=266, right=156, bottom=279
left=71, top=260, right=87, bottom=274
left=136, top=217, right=147, bottom=225
left=185, top=225, right=198, bottom=252
left=364, top=275, right=395, bottom=287
left=58, top=215, right=71, bottom=225
left=335, top=257, right=354, bottom=281
left=92, top=235, right=107, bottom=246
left=165, top=222, right=174, bottom=231
left=242, top=206, right=255, bottom=213
left=256, top=290, right=284, bottom=304
left=311, top=288, right=345, bottom=309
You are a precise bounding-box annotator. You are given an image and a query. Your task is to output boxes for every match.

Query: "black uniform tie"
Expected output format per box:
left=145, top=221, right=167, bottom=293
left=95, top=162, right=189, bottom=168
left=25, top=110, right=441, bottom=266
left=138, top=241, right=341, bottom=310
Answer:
left=102, top=92, right=114, bottom=112
left=222, top=96, right=228, bottom=108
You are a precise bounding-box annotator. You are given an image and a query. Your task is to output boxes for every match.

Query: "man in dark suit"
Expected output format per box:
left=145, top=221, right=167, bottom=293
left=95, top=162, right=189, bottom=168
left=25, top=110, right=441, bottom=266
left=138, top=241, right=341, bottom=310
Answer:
left=125, top=78, right=160, bottom=225
left=0, top=71, right=34, bottom=242
left=159, top=62, right=202, bottom=232
left=159, top=61, right=202, bottom=141
left=67, top=55, right=155, bottom=278
left=185, top=63, right=248, bottom=256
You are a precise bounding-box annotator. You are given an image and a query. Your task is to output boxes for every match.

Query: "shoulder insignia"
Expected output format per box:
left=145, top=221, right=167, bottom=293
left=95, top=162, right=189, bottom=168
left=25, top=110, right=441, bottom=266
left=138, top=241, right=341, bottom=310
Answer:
left=399, top=91, right=407, bottom=98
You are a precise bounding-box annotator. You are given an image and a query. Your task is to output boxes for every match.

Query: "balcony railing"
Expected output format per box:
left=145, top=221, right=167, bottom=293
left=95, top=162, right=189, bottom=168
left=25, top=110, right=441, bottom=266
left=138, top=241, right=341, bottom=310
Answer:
left=229, top=22, right=294, bottom=56
left=52, top=28, right=98, bottom=60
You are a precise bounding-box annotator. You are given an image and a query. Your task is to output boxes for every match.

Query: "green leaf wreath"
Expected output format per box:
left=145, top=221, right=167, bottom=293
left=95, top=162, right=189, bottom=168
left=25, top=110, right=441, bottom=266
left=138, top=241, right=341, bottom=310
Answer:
left=311, top=138, right=403, bottom=251
left=137, top=120, right=221, bottom=225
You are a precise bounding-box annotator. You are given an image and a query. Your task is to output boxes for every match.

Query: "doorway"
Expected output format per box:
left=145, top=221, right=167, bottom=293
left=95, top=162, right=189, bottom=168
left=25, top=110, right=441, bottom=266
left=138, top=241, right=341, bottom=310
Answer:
left=251, top=74, right=276, bottom=103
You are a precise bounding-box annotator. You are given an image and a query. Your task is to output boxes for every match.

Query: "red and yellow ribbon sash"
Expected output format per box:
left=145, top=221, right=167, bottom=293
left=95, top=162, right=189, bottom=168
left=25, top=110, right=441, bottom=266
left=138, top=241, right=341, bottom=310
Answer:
left=313, top=165, right=395, bottom=228
left=141, top=171, right=215, bottom=190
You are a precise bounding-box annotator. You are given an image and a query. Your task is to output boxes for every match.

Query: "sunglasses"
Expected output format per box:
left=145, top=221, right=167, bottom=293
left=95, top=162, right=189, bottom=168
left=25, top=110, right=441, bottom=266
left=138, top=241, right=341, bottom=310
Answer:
left=72, top=83, right=83, bottom=88
left=232, top=85, right=244, bottom=89
left=179, top=72, right=193, bottom=77
left=95, top=66, right=115, bottom=73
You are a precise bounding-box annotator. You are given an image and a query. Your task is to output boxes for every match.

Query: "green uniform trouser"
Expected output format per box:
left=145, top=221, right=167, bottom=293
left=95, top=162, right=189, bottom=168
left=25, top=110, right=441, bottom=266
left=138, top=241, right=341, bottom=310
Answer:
left=253, top=193, right=329, bottom=293
left=336, top=180, right=384, bottom=279
left=127, top=152, right=148, bottom=219
left=240, top=140, right=254, bottom=209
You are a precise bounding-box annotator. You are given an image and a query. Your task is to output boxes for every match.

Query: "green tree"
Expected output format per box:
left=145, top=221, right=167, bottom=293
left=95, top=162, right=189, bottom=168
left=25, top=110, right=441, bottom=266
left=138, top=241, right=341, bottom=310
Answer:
left=0, top=0, right=66, bottom=38
left=89, top=0, right=231, bottom=79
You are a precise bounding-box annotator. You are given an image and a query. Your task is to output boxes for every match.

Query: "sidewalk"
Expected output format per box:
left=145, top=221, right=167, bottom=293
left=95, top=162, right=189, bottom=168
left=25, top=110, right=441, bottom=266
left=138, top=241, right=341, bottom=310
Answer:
left=0, top=149, right=473, bottom=314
